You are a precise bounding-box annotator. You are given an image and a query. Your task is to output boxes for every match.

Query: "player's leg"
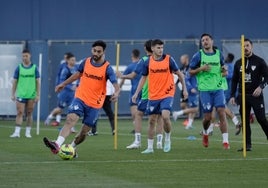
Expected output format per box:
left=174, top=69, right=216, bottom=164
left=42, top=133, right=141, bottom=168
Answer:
left=237, top=94, right=252, bottom=151
left=156, top=115, right=163, bottom=149
left=141, top=99, right=159, bottom=154
left=24, top=99, right=35, bottom=138
left=199, top=91, right=213, bottom=147
left=160, top=97, right=174, bottom=152
left=172, top=98, right=188, bottom=121
left=102, top=95, right=115, bottom=133
left=72, top=125, right=91, bottom=146
left=71, top=105, right=99, bottom=149
left=204, top=107, right=215, bottom=135
left=215, top=90, right=230, bottom=149
left=45, top=91, right=65, bottom=125
left=10, top=100, right=26, bottom=138
left=130, top=104, right=137, bottom=133
left=162, top=109, right=172, bottom=152
left=225, top=106, right=241, bottom=135
left=43, top=112, right=80, bottom=154
left=185, top=107, right=198, bottom=129
left=126, top=99, right=146, bottom=149
left=185, top=94, right=198, bottom=129
left=126, top=110, right=143, bottom=149
left=43, top=98, right=83, bottom=154
left=251, top=95, right=268, bottom=140
left=45, top=107, right=62, bottom=126
left=141, top=114, right=157, bottom=154
left=199, top=92, right=212, bottom=132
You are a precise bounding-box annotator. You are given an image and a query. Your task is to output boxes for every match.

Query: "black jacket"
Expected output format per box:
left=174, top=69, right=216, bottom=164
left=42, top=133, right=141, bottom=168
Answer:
left=231, top=53, right=268, bottom=97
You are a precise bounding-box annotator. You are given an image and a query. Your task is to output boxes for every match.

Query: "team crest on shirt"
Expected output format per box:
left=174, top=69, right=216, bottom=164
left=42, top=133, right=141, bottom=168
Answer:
left=251, top=65, right=256, bottom=71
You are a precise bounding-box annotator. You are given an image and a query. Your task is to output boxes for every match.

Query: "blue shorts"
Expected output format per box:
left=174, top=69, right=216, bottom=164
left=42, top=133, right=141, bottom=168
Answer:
left=147, top=97, right=173, bottom=115
left=188, top=93, right=199, bottom=108
left=57, top=90, right=75, bottom=109
left=137, top=99, right=148, bottom=114
left=199, top=90, right=226, bottom=113
left=68, top=98, right=100, bottom=127
left=16, top=97, right=34, bottom=103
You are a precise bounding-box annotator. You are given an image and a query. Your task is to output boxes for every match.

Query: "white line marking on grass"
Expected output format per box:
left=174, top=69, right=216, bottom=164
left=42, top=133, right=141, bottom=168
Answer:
left=1, top=157, right=268, bottom=165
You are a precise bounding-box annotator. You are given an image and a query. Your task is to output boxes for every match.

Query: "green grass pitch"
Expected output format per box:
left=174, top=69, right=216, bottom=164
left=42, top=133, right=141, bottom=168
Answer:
left=0, top=118, right=268, bottom=188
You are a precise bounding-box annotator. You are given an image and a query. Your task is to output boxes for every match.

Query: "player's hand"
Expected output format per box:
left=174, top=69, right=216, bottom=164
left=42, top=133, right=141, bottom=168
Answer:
left=229, top=97, right=236, bottom=105
left=183, top=90, right=188, bottom=100
left=55, top=84, right=65, bottom=92
left=132, top=93, right=138, bottom=104
left=201, top=64, right=210, bottom=72
left=252, top=86, right=262, bottom=97
left=191, top=88, right=197, bottom=94
left=11, top=95, right=15, bottom=102
left=221, top=66, right=228, bottom=76
left=110, top=92, right=119, bottom=102
left=35, top=95, right=40, bottom=103
left=116, top=71, right=123, bottom=78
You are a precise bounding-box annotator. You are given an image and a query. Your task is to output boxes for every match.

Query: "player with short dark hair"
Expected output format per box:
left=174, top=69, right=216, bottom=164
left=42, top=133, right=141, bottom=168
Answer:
left=44, top=53, right=78, bottom=131
left=10, top=49, right=40, bottom=138
left=230, top=38, right=268, bottom=151
left=119, top=49, right=141, bottom=133
left=132, top=39, right=188, bottom=153
left=43, top=40, right=120, bottom=156
left=118, top=40, right=164, bottom=150
left=189, top=33, right=230, bottom=149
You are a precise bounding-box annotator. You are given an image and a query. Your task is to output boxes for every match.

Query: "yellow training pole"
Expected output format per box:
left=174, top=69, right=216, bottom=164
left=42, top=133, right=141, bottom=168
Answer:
left=241, top=35, right=246, bottom=157
left=114, top=43, right=120, bottom=150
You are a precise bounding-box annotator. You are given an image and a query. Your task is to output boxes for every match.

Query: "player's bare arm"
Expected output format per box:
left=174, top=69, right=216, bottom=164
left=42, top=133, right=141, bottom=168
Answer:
left=35, top=78, right=40, bottom=102
left=189, top=64, right=210, bottom=76
left=174, top=70, right=188, bottom=99
left=132, top=75, right=146, bottom=103
left=55, top=72, right=81, bottom=92
left=11, top=79, right=18, bottom=101
left=111, top=83, right=120, bottom=102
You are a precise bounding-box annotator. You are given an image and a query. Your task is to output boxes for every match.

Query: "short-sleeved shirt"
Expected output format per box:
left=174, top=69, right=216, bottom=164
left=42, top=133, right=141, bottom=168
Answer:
left=123, top=61, right=141, bottom=96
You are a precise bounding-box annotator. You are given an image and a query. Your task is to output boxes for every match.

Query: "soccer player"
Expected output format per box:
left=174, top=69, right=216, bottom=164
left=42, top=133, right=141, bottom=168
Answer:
left=189, top=33, right=230, bottom=149
left=202, top=53, right=241, bottom=136
left=173, top=54, right=191, bottom=126
left=43, top=40, right=120, bottom=155
left=118, top=40, right=164, bottom=149
left=132, top=39, right=188, bottom=153
left=44, top=53, right=78, bottom=133
left=119, top=49, right=141, bottom=133
left=173, top=70, right=199, bottom=130
left=47, top=52, right=75, bottom=127
left=10, top=49, right=40, bottom=138
left=230, top=38, right=268, bottom=151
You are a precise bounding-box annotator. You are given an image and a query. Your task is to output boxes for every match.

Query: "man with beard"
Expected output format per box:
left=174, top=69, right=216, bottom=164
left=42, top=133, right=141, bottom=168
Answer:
left=189, top=33, right=230, bottom=149
left=43, top=40, right=120, bottom=156
left=230, top=38, right=268, bottom=151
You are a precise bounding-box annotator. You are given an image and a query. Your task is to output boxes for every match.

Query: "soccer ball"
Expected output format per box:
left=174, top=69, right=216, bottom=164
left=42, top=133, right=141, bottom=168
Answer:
left=58, top=144, right=75, bottom=160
